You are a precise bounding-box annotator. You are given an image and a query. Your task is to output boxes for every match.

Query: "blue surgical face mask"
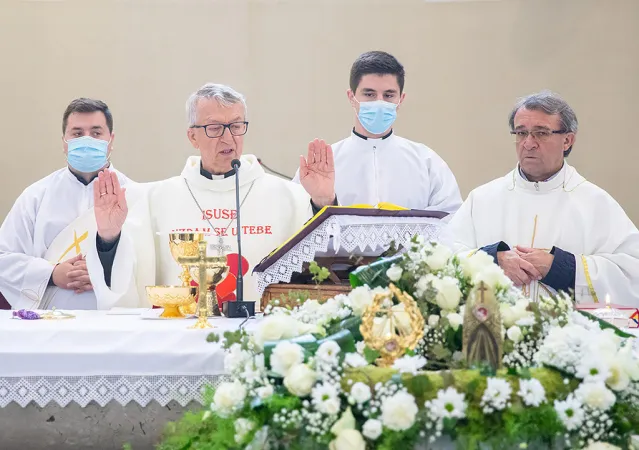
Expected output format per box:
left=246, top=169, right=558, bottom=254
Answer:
left=65, top=135, right=110, bottom=173
left=355, top=98, right=400, bottom=135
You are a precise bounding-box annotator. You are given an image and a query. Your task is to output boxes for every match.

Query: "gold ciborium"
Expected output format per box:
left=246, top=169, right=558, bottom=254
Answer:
left=146, top=285, right=197, bottom=319
left=169, top=233, right=205, bottom=286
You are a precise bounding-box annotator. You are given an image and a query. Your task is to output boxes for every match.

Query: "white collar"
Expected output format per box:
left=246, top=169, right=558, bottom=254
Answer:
left=181, top=154, right=265, bottom=192
left=510, top=162, right=586, bottom=193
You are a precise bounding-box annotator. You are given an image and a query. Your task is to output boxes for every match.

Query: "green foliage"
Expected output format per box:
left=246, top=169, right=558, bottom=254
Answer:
left=157, top=410, right=238, bottom=450
left=309, top=261, right=330, bottom=285
left=363, top=347, right=381, bottom=364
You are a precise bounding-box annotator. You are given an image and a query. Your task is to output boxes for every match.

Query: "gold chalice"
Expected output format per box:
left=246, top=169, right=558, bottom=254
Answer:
left=169, top=233, right=205, bottom=286
left=146, top=285, right=197, bottom=319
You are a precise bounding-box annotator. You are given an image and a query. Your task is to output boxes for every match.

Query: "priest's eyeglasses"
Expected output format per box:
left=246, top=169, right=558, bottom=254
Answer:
left=511, top=129, right=566, bottom=142
left=191, top=121, right=249, bottom=138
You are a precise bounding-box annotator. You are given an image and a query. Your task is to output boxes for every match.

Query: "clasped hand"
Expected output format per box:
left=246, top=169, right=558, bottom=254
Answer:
left=497, top=246, right=554, bottom=287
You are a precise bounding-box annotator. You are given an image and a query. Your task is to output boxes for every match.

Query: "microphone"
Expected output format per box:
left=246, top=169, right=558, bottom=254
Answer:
left=223, top=159, right=255, bottom=318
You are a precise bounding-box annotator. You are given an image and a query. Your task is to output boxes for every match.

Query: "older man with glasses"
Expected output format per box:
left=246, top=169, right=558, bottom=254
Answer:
left=450, top=91, right=639, bottom=305
left=85, top=83, right=337, bottom=309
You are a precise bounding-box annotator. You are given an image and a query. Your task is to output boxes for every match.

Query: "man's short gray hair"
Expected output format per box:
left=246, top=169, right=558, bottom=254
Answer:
left=186, top=83, right=248, bottom=126
left=508, top=91, right=578, bottom=156
left=508, top=90, right=578, bottom=133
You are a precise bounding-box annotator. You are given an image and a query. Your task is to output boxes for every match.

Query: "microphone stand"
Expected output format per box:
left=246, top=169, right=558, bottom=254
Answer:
left=232, top=159, right=244, bottom=302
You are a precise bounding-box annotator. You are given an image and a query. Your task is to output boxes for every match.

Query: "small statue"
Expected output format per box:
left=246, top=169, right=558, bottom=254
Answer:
left=463, top=281, right=503, bottom=370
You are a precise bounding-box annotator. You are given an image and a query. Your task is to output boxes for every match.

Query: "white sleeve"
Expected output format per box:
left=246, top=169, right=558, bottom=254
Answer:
left=0, top=189, right=54, bottom=307
left=447, top=191, right=478, bottom=254
left=424, top=152, right=463, bottom=215
left=574, top=202, right=639, bottom=307
left=86, top=187, right=155, bottom=309
left=292, top=168, right=301, bottom=184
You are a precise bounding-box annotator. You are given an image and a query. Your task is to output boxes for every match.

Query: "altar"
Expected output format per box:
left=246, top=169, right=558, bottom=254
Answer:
left=0, top=310, right=260, bottom=450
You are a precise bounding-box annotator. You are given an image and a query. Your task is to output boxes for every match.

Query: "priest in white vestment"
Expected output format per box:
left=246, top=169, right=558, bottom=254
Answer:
left=292, top=51, right=462, bottom=214
left=86, top=83, right=337, bottom=310
left=0, top=98, right=137, bottom=310
left=450, top=91, right=639, bottom=306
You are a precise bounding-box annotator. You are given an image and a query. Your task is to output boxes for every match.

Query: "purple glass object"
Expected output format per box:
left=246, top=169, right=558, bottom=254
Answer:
left=12, top=309, right=41, bottom=320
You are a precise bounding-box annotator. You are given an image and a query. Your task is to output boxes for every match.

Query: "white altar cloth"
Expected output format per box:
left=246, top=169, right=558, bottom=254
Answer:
left=0, top=310, right=260, bottom=407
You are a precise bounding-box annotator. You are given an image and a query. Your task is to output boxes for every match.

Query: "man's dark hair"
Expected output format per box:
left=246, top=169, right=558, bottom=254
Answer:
left=62, top=98, right=113, bottom=133
left=349, top=51, right=405, bottom=94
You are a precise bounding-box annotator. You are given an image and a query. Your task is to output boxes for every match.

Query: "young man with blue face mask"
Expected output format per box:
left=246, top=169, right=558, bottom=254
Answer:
left=0, top=98, right=134, bottom=310
left=294, top=51, right=462, bottom=214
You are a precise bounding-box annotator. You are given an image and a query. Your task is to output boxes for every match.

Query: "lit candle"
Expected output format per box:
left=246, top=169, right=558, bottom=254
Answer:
left=605, top=294, right=611, bottom=309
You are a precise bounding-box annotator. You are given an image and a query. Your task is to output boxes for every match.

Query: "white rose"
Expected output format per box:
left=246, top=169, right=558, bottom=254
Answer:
left=347, top=286, right=374, bottom=316
left=252, top=315, right=299, bottom=349
left=386, top=264, right=403, bottom=281
left=415, top=273, right=437, bottom=298
left=362, top=418, right=383, bottom=440
left=283, top=364, right=317, bottom=397
left=349, top=382, right=372, bottom=404
left=381, top=391, right=418, bottom=431
left=211, top=381, right=247, bottom=418
left=428, top=314, right=440, bottom=328
left=434, top=276, right=462, bottom=311
left=330, top=407, right=356, bottom=436
left=506, top=326, right=523, bottom=343
left=256, top=385, right=274, bottom=400
left=606, top=360, right=631, bottom=392
left=500, top=299, right=532, bottom=328
left=619, top=345, right=639, bottom=381
left=460, top=250, right=494, bottom=278
left=447, top=313, right=463, bottom=331
left=473, top=264, right=512, bottom=290
left=329, top=429, right=366, bottom=450
left=424, top=243, right=452, bottom=271
left=270, top=341, right=305, bottom=377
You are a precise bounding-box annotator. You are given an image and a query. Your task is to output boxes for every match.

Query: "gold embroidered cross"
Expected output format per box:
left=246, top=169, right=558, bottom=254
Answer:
left=57, top=230, right=89, bottom=262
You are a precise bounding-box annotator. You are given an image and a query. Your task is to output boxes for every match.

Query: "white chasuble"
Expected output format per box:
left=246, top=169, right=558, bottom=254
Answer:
left=86, top=154, right=313, bottom=310
left=449, top=163, right=639, bottom=306
left=0, top=167, right=132, bottom=309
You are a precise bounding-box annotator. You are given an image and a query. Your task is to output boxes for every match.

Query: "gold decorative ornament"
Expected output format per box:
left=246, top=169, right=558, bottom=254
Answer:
left=177, top=239, right=229, bottom=329
left=40, top=308, right=75, bottom=320
left=360, top=283, right=425, bottom=367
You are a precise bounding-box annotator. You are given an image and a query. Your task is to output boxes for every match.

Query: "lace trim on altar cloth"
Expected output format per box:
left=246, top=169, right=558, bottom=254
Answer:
left=0, top=375, right=228, bottom=408
left=256, top=215, right=447, bottom=295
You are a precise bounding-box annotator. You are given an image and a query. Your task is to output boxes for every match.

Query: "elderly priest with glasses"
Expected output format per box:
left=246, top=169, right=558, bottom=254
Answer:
left=449, top=91, right=639, bottom=305
left=84, top=83, right=338, bottom=308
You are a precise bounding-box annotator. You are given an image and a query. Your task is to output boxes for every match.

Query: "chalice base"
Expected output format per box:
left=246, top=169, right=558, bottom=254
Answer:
left=159, top=305, right=186, bottom=319
left=188, top=316, right=214, bottom=329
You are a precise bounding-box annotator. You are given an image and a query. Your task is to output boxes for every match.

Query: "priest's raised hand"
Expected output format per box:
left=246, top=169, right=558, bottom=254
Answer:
left=94, top=169, right=128, bottom=243
left=299, top=138, right=336, bottom=207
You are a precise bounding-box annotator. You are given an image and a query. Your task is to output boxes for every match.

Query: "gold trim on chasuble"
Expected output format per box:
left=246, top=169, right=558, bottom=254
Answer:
left=57, top=230, right=89, bottom=262
left=580, top=254, right=599, bottom=303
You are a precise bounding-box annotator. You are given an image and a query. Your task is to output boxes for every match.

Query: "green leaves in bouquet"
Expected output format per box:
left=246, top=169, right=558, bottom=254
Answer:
left=577, top=309, right=635, bottom=339
left=349, top=255, right=401, bottom=289
left=206, top=329, right=250, bottom=351
left=363, top=346, right=381, bottom=364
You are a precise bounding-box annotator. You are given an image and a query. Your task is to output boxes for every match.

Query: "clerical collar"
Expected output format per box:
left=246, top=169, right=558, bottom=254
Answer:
left=68, top=163, right=111, bottom=186
left=352, top=128, right=393, bottom=141
left=518, top=162, right=564, bottom=183
left=200, top=163, right=235, bottom=180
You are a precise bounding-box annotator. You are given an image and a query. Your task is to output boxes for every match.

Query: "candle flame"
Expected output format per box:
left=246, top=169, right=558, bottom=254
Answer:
left=605, top=294, right=611, bottom=308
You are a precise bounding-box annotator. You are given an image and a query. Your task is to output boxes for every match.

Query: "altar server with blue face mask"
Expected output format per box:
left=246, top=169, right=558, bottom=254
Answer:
left=0, top=98, right=135, bottom=310
left=293, top=51, right=462, bottom=214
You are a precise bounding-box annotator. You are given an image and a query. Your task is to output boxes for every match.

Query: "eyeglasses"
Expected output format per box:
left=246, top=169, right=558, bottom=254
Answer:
left=510, top=129, right=566, bottom=142
left=190, top=121, right=249, bottom=138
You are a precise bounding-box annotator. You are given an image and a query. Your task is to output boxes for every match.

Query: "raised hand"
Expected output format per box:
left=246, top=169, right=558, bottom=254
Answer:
left=497, top=250, right=543, bottom=287
left=514, top=246, right=555, bottom=278
left=94, top=170, right=128, bottom=242
left=299, top=138, right=336, bottom=207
